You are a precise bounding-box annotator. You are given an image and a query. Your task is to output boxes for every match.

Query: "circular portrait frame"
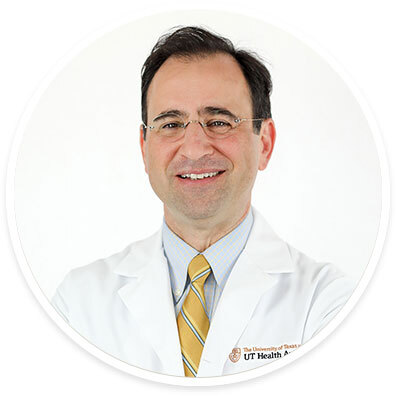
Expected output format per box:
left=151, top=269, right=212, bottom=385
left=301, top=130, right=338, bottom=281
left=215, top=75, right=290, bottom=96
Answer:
left=6, top=7, right=389, bottom=387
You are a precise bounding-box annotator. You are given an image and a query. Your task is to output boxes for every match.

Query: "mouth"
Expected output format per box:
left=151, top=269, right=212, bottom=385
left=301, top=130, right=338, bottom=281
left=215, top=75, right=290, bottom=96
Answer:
left=177, top=170, right=225, bottom=180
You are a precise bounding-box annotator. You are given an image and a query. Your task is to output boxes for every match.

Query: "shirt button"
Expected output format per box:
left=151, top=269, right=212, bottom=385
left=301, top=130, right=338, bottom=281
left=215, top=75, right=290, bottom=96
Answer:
left=175, top=289, right=181, bottom=296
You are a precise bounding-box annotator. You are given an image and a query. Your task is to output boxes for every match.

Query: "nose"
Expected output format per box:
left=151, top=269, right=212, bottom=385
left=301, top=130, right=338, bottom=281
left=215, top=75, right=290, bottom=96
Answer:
left=177, top=121, right=214, bottom=160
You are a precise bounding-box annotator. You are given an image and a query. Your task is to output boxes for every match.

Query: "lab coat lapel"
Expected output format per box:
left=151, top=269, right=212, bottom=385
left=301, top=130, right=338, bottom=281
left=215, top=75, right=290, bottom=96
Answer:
left=115, top=230, right=184, bottom=376
left=198, top=209, right=294, bottom=377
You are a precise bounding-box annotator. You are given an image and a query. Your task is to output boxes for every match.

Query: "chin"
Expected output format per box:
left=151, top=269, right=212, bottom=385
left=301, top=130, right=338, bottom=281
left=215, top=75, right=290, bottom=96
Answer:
left=180, top=206, right=220, bottom=221
left=171, top=198, right=224, bottom=221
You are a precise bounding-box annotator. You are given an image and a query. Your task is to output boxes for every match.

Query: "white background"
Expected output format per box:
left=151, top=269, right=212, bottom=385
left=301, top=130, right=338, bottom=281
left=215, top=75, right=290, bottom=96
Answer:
left=11, top=10, right=381, bottom=298
left=1, top=0, right=395, bottom=394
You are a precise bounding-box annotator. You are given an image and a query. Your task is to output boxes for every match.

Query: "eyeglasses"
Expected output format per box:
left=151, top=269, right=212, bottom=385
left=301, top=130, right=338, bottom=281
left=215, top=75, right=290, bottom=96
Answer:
left=142, top=115, right=267, bottom=140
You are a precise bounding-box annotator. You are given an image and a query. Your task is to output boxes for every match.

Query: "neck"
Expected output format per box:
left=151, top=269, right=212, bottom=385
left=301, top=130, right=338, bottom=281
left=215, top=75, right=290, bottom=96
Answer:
left=164, top=203, right=251, bottom=252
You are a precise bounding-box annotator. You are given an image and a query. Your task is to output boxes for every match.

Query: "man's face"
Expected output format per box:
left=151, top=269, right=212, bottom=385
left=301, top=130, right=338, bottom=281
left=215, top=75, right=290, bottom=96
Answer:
left=140, top=53, right=275, bottom=224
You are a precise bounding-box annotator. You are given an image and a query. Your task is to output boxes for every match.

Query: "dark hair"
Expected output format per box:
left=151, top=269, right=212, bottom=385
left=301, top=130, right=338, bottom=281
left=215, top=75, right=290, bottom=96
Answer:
left=141, top=26, right=272, bottom=138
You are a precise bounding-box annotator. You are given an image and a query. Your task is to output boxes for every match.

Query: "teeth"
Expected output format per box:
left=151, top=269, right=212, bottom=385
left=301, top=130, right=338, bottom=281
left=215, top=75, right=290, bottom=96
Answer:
left=180, top=171, right=220, bottom=180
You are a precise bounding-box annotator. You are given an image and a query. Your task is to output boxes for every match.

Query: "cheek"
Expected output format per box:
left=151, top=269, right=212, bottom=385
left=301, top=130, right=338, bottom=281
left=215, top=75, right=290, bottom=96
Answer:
left=145, top=142, right=175, bottom=176
left=218, top=136, right=258, bottom=171
left=214, top=136, right=241, bottom=164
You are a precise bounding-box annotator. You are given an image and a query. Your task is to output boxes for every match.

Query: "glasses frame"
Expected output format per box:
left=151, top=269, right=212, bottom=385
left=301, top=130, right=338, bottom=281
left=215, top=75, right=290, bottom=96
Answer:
left=142, top=117, right=268, bottom=139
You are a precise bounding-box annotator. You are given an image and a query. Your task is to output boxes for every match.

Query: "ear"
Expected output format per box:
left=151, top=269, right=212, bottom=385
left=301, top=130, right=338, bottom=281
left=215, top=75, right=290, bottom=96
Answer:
left=139, top=124, right=148, bottom=173
left=258, top=119, right=276, bottom=171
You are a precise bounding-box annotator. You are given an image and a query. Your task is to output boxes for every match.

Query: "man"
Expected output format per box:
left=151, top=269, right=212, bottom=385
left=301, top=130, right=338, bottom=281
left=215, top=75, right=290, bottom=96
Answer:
left=52, top=26, right=354, bottom=377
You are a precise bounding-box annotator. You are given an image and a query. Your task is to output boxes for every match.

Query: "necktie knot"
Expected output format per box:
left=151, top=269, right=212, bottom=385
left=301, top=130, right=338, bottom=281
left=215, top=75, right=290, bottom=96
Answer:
left=188, top=254, right=211, bottom=286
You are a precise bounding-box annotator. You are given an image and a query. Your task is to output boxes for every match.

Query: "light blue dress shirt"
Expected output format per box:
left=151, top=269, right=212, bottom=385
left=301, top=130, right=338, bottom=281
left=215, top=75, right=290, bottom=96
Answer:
left=162, top=209, right=254, bottom=321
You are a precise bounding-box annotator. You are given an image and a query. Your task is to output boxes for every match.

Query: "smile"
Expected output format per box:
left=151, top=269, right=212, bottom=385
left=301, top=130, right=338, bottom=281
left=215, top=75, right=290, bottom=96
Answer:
left=178, top=171, right=224, bottom=180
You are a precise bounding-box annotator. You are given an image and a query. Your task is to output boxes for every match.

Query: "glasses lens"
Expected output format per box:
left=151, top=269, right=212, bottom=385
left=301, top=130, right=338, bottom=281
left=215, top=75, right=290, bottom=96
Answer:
left=153, top=119, right=185, bottom=137
left=205, top=119, right=233, bottom=135
left=149, top=115, right=240, bottom=139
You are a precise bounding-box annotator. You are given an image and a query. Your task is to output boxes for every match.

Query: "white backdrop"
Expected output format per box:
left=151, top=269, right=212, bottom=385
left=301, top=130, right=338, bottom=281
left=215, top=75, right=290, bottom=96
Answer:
left=1, top=0, right=394, bottom=394
left=12, top=10, right=381, bottom=299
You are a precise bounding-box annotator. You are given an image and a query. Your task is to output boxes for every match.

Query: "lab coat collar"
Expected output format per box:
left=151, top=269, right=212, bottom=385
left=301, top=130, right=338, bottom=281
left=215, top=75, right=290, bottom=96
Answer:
left=197, top=207, right=294, bottom=376
left=112, top=207, right=294, bottom=377
left=114, top=230, right=184, bottom=376
left=247, top=207, right=294, bottom=274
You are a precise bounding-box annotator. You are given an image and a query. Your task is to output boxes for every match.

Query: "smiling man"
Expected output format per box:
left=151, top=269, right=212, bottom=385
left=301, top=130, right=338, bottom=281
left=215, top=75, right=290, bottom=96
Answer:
left=141, top=52, right=274, bottom=250
left=52, top=26, right=354, bottom=378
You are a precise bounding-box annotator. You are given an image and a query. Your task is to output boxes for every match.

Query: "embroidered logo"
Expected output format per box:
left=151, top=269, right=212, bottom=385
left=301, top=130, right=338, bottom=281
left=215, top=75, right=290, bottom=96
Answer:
left=230, top=344, right=301, bottom=362
left=229, top=348, right=241, bottom=363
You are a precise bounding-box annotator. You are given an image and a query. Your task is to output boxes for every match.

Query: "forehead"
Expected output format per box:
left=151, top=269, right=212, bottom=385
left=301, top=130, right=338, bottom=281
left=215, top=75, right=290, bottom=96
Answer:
left=146, top=53, right=252, bottom=119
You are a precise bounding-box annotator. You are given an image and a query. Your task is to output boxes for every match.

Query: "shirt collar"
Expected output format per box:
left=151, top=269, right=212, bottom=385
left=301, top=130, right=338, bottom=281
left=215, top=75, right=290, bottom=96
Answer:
left=162, top=209, right=254, bottom=299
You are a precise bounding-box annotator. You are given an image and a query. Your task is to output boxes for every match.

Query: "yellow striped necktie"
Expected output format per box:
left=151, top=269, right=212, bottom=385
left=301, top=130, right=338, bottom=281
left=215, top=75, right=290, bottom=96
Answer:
left=177, top=254, right=212, bottom=377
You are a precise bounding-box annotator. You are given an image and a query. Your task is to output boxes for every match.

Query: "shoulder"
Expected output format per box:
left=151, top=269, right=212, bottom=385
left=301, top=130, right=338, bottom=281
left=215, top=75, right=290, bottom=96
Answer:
left=288, top=245, right=351, bottom=286
left=61, top=244, right=132, bottom=288
left=273, top=237, right=355, bottom=304
left=250, top=208, right=355, bottom=335
left=251, top=207, right=353, bottom=288
left=53, top=244, right=131, bottom=309
left=53, top=230, right=162, bottom=301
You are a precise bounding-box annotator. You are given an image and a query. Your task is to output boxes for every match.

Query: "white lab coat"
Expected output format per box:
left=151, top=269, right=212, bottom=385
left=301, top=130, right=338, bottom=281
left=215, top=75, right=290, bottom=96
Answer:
left=52, top=208, right=354, bottom=377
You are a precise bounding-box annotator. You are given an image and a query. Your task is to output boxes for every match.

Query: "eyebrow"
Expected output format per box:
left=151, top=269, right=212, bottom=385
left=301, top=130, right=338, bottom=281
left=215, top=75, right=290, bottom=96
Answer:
left=151, top=106, right=238, bottom=123
left=152, top=110, right=188, bottom=123
left=199, top=106, right=238, bottom=119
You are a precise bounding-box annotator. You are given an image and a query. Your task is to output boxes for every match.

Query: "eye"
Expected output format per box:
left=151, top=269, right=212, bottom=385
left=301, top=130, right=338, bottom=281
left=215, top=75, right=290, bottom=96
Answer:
left=205, top=119, right=233, bottom=135
left=160, top=121, right=183, bottom=129
left=207, top=120, right=231, bottom=128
